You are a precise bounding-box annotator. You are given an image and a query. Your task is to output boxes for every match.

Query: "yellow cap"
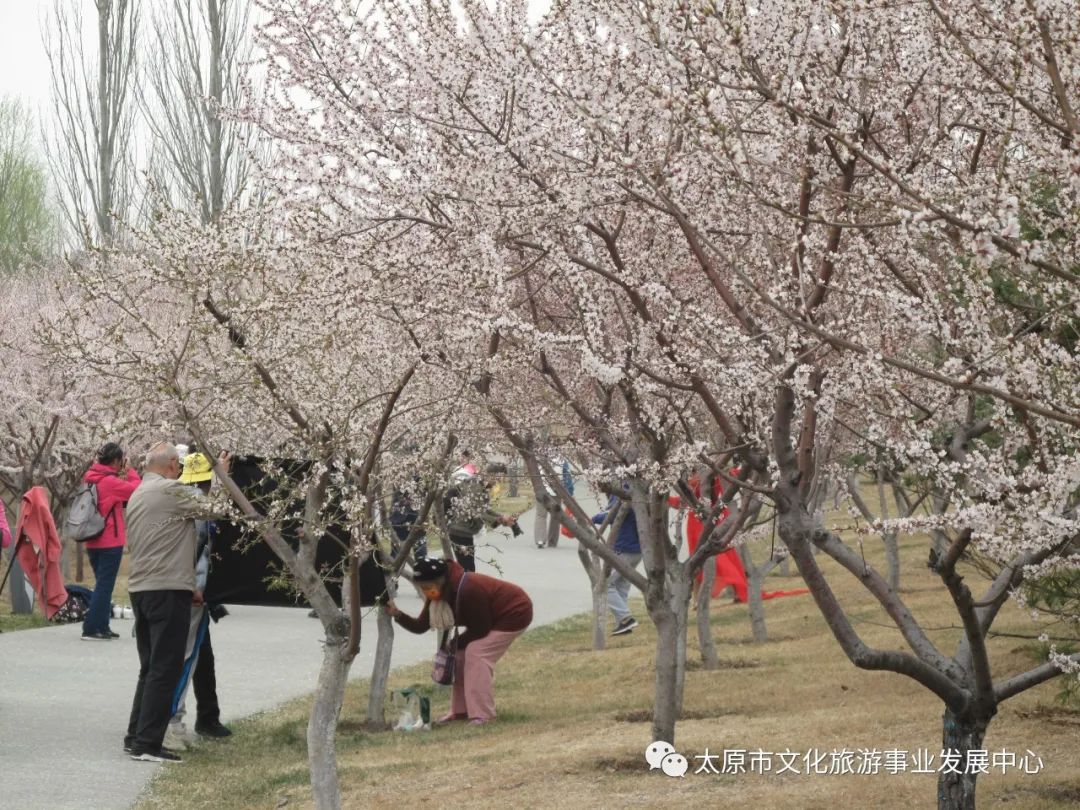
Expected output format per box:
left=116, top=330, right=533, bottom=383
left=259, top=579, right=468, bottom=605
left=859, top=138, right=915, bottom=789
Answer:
left=180, top=452, right=214, bottom=484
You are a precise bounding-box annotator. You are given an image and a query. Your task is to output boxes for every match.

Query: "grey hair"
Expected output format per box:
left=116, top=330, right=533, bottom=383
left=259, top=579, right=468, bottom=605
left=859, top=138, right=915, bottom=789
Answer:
left=144, top=441, right=179, bottom=468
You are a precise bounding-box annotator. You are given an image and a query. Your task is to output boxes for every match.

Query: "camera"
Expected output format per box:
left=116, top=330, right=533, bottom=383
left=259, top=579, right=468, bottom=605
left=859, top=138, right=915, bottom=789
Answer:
left=208, top=603, right=230, bottom=623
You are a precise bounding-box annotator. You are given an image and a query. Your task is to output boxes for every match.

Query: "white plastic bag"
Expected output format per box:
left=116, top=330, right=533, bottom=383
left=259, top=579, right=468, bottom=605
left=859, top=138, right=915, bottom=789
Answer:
left=391, top=688, right=431, bottom=732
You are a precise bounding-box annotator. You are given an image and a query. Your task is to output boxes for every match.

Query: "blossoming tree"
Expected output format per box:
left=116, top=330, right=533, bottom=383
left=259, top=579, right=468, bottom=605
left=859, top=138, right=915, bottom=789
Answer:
left=245, top=4, right=1080, bottom=809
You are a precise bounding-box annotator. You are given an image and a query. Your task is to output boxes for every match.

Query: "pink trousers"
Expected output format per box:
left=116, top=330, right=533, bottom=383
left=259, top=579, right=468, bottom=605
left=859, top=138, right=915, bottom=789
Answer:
left=451, top=629, right=524, bottom=721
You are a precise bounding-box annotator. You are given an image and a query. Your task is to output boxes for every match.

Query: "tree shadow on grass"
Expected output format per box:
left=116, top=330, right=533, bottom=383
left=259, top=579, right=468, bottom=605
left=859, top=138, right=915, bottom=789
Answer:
left=593, top=755, right=647, bottom=773
left=613, top=707, right=740, bottom=723
left=685, top=657, right=762, bottom=671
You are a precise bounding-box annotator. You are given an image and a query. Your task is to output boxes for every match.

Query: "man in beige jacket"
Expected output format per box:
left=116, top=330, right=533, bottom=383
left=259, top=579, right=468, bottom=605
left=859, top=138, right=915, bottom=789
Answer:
left=123, top=441, right=228, bottom=763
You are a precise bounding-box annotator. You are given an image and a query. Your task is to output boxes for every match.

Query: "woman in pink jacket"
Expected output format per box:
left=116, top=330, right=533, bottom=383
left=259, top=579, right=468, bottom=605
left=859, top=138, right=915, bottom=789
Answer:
left=81, top=443, right=141, bottom=641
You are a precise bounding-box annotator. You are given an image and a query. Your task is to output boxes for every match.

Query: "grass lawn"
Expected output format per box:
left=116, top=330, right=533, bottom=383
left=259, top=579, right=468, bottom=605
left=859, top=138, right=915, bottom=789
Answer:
left=136, top=525, right=1080, bottom=810
left=0, top=601, right=50, bottom=632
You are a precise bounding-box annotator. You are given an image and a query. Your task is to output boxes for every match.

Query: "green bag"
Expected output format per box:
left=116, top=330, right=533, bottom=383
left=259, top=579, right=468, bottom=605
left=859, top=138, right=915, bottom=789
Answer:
left=391, top=688, right=431, bottom=731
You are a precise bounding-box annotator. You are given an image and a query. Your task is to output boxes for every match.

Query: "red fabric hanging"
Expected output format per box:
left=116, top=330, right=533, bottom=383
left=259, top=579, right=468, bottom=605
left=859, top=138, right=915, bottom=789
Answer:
left=13, top=486, right=69, bottom=619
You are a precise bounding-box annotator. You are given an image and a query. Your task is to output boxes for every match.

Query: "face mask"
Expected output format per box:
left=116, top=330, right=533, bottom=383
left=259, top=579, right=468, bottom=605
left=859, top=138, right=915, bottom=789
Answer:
left=420, top=584, right=442, bottom=601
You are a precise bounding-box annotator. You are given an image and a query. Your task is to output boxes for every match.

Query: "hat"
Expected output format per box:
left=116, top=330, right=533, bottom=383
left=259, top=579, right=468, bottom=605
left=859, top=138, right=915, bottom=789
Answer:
left=180, top=452, right=214, bottom=484
left=412, top=557, right=448, bottom=583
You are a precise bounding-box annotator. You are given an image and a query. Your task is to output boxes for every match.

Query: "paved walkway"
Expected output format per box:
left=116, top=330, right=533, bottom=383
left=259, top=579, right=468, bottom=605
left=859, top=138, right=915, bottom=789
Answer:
left=0, top=500, right=602, bottom=810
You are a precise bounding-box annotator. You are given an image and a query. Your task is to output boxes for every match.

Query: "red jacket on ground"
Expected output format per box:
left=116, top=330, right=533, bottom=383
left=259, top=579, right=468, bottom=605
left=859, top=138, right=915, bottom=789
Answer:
left=82, top=463, right=141, bottom=550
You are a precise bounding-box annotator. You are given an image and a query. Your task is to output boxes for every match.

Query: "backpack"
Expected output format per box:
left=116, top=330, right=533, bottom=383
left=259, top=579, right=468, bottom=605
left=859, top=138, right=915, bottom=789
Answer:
left=444, top=475, right=487, bottom=537
left=65, top=482, right=106, bottom=542
left=51, top=584, right=92, bottom=624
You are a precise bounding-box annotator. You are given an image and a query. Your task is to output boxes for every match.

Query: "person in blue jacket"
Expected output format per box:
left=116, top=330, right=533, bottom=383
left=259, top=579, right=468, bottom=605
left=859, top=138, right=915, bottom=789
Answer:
left=592, top=491, right=641, bottom=635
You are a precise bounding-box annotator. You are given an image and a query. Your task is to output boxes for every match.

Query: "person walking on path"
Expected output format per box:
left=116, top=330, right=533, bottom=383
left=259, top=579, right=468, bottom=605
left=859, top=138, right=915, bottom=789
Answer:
left=593, top=492, right=642, bottom=636
left=387, top=557, right=532, bottom=724
left=81, top=443, right=141, bottom=641
left=123, top=442, right=227, bottom=763
left=443, top=465, right=516, bottom=572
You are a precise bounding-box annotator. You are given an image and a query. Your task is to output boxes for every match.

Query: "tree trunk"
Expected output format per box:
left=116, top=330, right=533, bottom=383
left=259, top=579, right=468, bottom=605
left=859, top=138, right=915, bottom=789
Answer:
left=308, top=634, right=352, bottom=810
left=884, top=531, right=900, bottom=592
left=365, top=606, right=395, bottom=729
left=508, top=460, right=519, bottom=497
left=877, top=468, right=900, bottom=592
left=696, top=560, right=719, bottom=669
left=5, top=550, right=31, bottom=613
left=650, top=603, right=680, bottom=744
left=577, top=546, right=607, bottom=650
left=59, top=536, right=71, bottom=582
left=206, top=0, right=224, bottom=223
left=739, top=545, right=768, bottom=642
left=96, top=0, right=114, bottom=244
left=674, top=581, right=689, bottom=717
left=937, top=707, right=989, bottom=810
left=591, top=571, right=607, bottom=651
left=648, top=575, right=690, bottom=744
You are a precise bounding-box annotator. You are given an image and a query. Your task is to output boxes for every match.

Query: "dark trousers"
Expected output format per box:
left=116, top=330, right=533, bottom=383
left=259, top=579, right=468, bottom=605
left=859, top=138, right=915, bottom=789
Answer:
left=392, top=524, right=428, bottom=561
left=192, top=624, right=221, bottom=726
left=84, top=546, right=123, bottom=635
left=450, top=533, right=475, bottom=572
left=127, top=590, right=191, bottom=751
left=545, top=504, right=561, bottom=548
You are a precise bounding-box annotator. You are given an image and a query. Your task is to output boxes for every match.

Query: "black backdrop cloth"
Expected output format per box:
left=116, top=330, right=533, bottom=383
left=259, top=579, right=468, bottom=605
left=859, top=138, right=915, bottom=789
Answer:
left=203, top=456, right=388, bottom=607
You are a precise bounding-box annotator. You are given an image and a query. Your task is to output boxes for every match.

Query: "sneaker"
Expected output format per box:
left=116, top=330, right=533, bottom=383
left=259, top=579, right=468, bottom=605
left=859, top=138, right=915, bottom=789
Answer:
left=163, top=728, right=191, bottom=751
left=194, top=722, right=232, bottom=738
left=130, top=747, right=183, bottom=763
left=122, top=606, right=134, bottom=619
left=105, top=629, right=120, bottom=639
left=612, top=617, right=638, bottom=636
left=123, top=739, right=134, bottom=754
left=81, top=631, right=112, bottom=641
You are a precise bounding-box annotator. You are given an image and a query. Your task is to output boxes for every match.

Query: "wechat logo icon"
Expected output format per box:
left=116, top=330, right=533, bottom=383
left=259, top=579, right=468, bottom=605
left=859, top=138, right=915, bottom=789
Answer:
left=645, top=741, right=689, bottom=777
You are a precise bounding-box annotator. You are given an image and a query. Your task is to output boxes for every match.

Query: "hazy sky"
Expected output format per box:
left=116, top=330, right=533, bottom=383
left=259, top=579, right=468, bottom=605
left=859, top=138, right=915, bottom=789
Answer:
left=0, top=0, right=53, bottom=112
left=0, top=0, right=554, bottom=117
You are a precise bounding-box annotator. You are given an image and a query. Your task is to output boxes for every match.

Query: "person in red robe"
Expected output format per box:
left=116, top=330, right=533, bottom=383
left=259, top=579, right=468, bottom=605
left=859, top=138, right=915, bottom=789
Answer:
left=674, top=472, right=749, bottom=604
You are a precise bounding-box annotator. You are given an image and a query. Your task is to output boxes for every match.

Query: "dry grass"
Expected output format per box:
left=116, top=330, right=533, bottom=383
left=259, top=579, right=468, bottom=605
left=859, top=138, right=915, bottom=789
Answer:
left=138, top=522, right=1080, bottom=810
left=490, top=479, right=534, bottom=519
left=0, top=601, right=50, bottom=631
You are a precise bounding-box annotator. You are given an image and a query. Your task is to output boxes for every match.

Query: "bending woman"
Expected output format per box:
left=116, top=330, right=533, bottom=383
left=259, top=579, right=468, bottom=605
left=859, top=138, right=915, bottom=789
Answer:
left=387, top=557, right=533, bottom=725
